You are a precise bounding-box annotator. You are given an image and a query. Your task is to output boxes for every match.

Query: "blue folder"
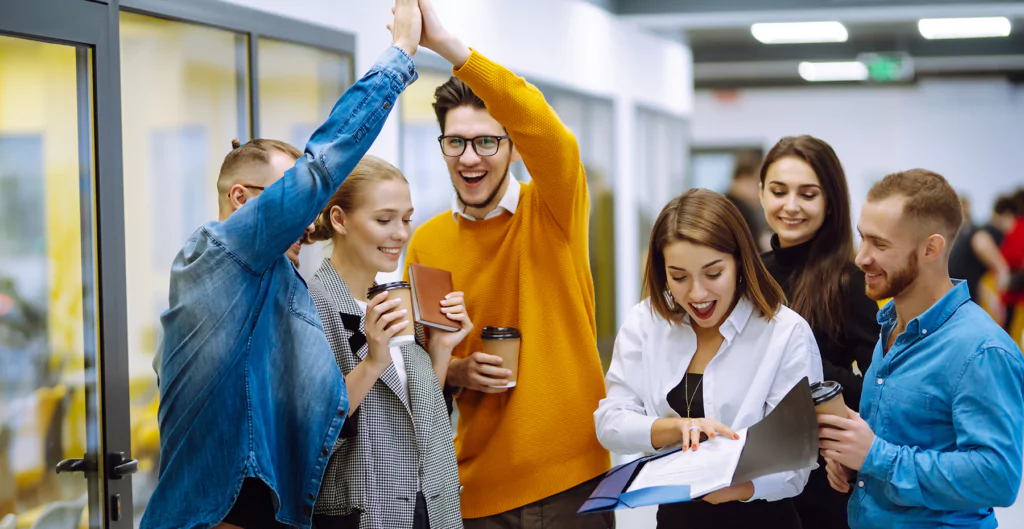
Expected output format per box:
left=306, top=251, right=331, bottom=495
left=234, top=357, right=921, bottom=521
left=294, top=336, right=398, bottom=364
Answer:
left=579, top=377, right=817, bottom=513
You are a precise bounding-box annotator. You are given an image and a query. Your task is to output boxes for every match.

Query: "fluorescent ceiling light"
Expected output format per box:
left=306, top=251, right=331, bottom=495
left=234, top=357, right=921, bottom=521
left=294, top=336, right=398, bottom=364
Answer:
left=751, top=21, right=848, bottom=44
left=918, top=17, right=1011, bottom=39
left=798, top=61, right=868, bottom=82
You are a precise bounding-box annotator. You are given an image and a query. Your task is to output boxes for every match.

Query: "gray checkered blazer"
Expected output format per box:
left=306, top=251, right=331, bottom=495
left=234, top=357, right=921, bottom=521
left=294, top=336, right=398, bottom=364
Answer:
left=309, top=259, right=462, bottom=529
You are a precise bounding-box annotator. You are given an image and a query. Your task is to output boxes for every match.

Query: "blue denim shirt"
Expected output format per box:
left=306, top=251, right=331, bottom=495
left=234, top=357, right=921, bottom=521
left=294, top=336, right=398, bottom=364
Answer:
left=140, top=47, right=417, bottom=529
left=851, top=280, right=1024, bottom=529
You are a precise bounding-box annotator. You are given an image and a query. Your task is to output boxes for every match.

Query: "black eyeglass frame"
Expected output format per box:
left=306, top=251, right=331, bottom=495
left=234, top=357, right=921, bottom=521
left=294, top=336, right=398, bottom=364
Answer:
left=436, top=134, right=511, bottom=157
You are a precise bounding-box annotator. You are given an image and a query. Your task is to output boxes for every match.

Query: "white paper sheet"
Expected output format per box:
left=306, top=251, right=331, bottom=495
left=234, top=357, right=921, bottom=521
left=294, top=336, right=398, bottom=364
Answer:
left=627, top=428, right=749, bottom=499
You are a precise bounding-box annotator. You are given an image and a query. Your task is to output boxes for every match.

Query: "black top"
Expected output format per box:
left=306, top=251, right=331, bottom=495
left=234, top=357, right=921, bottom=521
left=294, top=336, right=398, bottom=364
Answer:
left=761, top=235, right=879, bottom=412
left=657, top=373, right=801, bottom=529
left=761, top=234, right=880, bottom=529
left=949, top=223, right=1004, bottom=304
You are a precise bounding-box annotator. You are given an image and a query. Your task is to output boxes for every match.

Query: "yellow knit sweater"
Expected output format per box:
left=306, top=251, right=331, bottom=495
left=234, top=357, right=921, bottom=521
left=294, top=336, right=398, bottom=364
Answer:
left=404, top=50, right=611, bottom=518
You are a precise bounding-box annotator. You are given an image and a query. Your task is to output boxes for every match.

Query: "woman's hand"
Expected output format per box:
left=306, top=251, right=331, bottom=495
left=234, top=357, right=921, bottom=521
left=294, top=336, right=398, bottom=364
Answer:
left=678, top=417, right=739, bottom=451
left=427, top=292, right=473, bottom=358
left=363, top=291, right=407, bottom=371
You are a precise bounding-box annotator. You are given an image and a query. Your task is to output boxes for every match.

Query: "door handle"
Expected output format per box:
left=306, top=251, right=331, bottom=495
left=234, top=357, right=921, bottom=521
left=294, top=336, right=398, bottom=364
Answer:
left=55, top=458, right=91, bottom=474
left=108, top=452, right=138, bottom=479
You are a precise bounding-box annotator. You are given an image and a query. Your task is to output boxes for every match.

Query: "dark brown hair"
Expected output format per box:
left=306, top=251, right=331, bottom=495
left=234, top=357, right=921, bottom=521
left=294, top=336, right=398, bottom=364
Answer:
left=867, top=169, right=963, bottom=243
left=760, top=135, right=854, bottom=341
left=308, top=155, right=408, bottom=243
left=217, top=138, right=302, bottom=195
left=994, top=195, right=1017, bottom=216
left=433, top=76, right=486, bottom=133
left=643, top=189, right=785, bottom=324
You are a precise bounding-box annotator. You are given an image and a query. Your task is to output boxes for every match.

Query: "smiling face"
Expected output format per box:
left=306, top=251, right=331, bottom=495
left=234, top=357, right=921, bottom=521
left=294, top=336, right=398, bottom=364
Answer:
left=331, top=179, right=414, bottom=274
left=856, top=195, right=922, bottom=301
left=441, top=106, right=521, bottom=216
left=663, top=240, right=739, bottom=329
left=760, top=156, right=827, bottom=248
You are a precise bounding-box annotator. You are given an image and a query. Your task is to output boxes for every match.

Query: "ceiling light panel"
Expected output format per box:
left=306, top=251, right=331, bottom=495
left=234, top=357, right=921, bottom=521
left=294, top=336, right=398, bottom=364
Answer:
left=918, top=17, right=1012, bottom=40
left=751, top=21, right=849, bottom=44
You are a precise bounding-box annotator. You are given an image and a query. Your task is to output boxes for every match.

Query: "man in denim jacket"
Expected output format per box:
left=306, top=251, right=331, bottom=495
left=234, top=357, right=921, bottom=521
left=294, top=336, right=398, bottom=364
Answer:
left=140, top=4, right=421, bottom=528
left=819, top=169, right=1024, bottom=529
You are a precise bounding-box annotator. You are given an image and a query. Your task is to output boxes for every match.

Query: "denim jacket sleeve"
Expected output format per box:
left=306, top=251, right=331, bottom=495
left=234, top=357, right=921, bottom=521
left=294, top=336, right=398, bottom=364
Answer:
left=214, top=46, right=417, bottom=272
left=860, top=346, right=1024, bottom=509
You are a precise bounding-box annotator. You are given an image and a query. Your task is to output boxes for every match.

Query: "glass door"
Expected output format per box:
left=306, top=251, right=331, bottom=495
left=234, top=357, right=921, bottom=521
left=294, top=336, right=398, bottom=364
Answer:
left=0, top=2, right=135, bottom=528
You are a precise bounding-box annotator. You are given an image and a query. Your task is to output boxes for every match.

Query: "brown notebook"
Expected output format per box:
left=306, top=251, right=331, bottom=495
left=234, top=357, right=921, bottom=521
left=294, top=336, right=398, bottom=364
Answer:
left=408, top=263, right=459, bottom=332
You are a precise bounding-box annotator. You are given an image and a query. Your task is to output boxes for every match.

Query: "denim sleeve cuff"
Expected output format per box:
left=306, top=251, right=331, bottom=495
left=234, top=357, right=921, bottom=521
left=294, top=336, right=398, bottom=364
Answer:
left=861, top=435, right=897, bottom=481
left=373, top=46, right=418, bottom=88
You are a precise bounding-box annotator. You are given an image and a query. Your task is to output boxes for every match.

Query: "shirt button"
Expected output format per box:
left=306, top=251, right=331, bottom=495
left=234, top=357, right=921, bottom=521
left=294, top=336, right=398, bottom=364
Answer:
left=307, top=492, right=315, bottom=500
left=383, top=101, right=391, bottom=109
left=321, top=448, right=329, bottom=456
left=338, top=408, right=344, bottom=417
left=877, top=378, right=884, bottom=385
left=922, top=329, right=928, bottom=334
left=858, top=481, right=865, bottom=488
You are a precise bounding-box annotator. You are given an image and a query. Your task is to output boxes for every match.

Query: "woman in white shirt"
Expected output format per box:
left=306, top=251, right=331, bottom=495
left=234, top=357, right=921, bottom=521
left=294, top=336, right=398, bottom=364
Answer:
left=595, top=188, right=823, bottom=528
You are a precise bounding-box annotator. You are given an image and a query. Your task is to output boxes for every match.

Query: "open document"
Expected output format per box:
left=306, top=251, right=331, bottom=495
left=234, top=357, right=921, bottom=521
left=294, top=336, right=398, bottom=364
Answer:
left=578, top=377, right=818, bottom=513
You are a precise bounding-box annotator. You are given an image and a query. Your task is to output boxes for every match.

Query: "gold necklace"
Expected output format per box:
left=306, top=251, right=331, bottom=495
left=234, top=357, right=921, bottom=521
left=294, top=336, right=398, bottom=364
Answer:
left=684, top=373, right=704, bottom=419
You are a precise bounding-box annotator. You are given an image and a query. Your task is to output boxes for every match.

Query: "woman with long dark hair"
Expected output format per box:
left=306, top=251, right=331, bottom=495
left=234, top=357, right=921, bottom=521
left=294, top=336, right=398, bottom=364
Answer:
left=758, top=135, right=880, bottom=529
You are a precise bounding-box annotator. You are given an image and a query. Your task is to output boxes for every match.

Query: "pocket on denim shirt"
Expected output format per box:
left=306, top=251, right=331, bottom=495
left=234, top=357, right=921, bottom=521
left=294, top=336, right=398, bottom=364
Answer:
left=290, top=279, right=324, bottom=330
left=884, top=383, right=936, bottom=447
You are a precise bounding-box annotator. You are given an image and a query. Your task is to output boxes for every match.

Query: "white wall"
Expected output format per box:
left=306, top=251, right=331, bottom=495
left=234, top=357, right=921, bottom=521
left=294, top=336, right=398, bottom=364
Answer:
left=222, top=0, right=693, bottom=325
left=692, top=78, right=1024, bottom=225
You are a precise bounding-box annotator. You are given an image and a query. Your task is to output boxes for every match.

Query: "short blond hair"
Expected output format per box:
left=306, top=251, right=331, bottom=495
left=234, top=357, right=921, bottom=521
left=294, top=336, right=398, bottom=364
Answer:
left=308, top=155, right=409, bottom=243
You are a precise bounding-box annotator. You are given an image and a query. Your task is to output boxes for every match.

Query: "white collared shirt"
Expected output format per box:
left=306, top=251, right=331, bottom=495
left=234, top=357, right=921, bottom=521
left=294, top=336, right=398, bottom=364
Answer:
left=451, top=175, right=521, bottom=221
left=594, top=297, right=823, bottom=502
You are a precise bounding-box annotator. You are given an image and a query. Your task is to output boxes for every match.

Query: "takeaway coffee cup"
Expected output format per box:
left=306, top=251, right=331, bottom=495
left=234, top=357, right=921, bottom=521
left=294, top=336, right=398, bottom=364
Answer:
left=367, top=282, right=415, bottom=348
left=481, top=327, right=521, bottom=388
left=810, top=381, right=849, bottom=419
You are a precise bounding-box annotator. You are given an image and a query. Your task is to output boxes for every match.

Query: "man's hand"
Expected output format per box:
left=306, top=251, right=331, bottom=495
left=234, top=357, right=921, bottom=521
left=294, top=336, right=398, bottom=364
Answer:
left=703, top=482, right=754, bottom=504
left=387, top=0, right=422, bottom=57
left=417, top=0, right=471, bottom=68
left=447, top=353, right=510, bottom=394
left=819, top=409, right=876, bottom=471
left=824, top=457, right=855, bottom=493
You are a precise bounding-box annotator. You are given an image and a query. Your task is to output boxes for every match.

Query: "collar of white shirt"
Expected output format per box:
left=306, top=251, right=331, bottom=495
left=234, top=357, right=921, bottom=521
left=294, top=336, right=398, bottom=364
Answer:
left=679, top=294, right=755, bottom=346
left=450, top=174, right=521, bottom=222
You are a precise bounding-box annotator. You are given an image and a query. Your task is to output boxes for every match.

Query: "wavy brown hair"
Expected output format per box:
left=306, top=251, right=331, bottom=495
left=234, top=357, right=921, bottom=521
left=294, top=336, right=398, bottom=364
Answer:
left=761, top=135, right=853, bottom=341
left=643, top=189, right=785, bottom=324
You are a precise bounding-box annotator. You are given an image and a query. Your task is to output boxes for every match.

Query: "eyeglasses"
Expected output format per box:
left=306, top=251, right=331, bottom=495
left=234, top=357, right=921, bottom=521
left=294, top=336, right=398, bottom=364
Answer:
left=226, top=184, right=265, bottom=198
left=437, top=135, right=510, bottom=157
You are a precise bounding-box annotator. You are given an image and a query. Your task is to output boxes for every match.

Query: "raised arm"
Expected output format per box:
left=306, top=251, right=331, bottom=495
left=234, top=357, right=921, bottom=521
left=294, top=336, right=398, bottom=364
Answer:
left=416, top=0, right=587, bottom=238
left=215, top=4, right=421, bottom=272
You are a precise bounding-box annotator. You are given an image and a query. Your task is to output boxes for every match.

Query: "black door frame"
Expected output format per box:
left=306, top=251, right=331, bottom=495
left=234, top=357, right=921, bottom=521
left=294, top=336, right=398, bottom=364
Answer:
left=0, top=0, right=133, bottom=527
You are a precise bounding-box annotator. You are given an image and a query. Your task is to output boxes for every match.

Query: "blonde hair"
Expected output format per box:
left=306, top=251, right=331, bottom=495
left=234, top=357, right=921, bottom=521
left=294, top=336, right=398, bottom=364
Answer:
left=217, top=138, right=301, bottom=196
left=308, top=155, right=409, bottom=243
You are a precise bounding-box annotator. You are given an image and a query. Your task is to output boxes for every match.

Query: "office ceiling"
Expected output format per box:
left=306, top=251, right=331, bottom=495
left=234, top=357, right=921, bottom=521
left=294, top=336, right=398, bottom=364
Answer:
left=591, top=0, right=1024, bottom=87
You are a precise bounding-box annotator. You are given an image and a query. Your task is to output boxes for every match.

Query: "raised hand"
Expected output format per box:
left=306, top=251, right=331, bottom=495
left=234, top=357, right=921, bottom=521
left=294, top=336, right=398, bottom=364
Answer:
left=427, top=291, right=474, bottom=356
left=387, top=0, right=422, bottom=57
left=417, top=0, right=471, bottom=68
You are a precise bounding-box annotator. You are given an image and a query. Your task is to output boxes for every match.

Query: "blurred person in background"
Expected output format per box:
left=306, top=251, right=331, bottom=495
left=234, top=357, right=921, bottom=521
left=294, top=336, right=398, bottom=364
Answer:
left=306, top=156, right=471, bottom=529
left=726, top=151, right=771, bottom=251
left=948, top=194, right=1011, bottom=325
left=1001, top=189, right=1024, bottom=335
left=820, top=170, right=1024, bottom=529
left=758, top=135, right=878, bottom=529
left=141, top=3, right=422, bottom=528
left=595, top=189, right=822, bottom=528
left=401, top=0, right=612, bottom=527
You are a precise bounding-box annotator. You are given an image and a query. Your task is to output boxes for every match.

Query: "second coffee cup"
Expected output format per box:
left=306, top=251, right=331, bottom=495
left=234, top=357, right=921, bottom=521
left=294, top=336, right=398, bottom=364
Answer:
left=481, top=327, right=521, bottom=388
left=810, top=380, right=849, bottom=419
left=367, top=282, right=416, bottom=348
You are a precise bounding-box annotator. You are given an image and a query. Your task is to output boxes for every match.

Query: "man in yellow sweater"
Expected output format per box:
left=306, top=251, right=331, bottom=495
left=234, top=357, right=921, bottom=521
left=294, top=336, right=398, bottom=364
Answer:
left=402, top=1, right=612, bottom=527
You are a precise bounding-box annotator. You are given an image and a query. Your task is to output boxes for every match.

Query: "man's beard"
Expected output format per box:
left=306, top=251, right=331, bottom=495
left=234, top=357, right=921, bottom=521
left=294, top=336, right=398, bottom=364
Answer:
left=456, top=167, right=510, bottom=210
left=865, top=250, right=919, bottom=300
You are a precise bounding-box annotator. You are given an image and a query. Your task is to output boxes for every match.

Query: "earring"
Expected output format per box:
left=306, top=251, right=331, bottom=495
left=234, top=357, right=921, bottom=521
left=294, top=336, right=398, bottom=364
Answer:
left=664, top=290, right=676, bottom=309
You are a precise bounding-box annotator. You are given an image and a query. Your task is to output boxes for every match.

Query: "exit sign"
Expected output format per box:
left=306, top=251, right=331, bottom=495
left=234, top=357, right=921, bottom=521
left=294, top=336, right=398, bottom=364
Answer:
left=858, top=52, right=915, bottom=82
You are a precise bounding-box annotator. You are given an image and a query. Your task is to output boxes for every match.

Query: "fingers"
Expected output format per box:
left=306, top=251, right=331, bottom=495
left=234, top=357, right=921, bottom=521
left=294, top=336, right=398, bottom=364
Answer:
left=817, top=413, right=855, bottom=430
left=469, top=352, right=504, bottom=367
left=469, top=370, right=508, bottom=390
left=827, top=468, right=850, bottom=493
left=825, top=459, right=852, bottom=493
left=690, top=422, right=702, bottom=451
left=474, top=362, right=510, bottom=379
left=708, top=419, right=739, bottom=440
left=680, top=419, right=694, bottom=451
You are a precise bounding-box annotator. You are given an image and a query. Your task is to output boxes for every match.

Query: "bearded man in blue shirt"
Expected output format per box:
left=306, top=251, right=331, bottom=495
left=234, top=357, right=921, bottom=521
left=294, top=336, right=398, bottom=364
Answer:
left=819, top=168, right=1024, bottom=529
